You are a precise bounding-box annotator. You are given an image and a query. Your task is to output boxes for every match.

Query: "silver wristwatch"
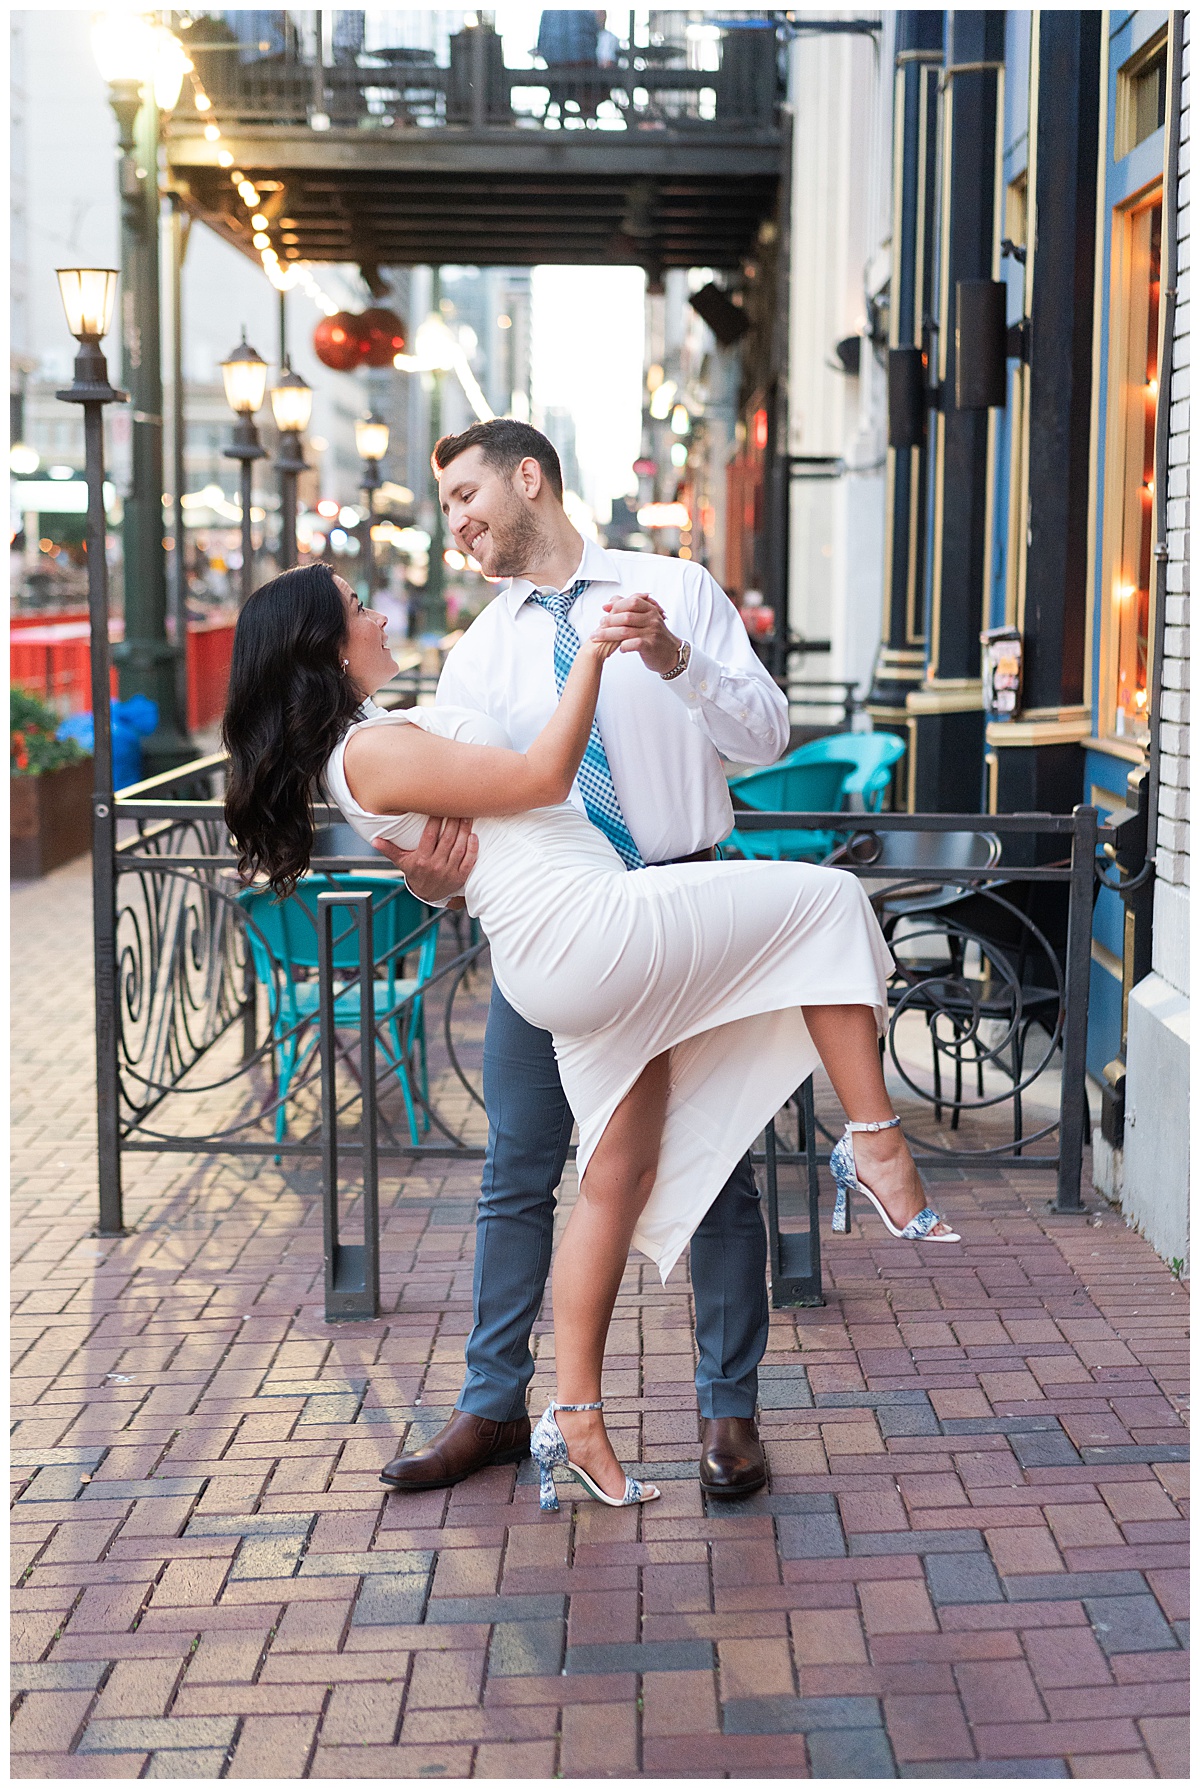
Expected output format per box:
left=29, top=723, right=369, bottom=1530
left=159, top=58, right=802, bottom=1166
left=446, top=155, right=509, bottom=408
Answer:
left=661, top=638, right=692, bottom=681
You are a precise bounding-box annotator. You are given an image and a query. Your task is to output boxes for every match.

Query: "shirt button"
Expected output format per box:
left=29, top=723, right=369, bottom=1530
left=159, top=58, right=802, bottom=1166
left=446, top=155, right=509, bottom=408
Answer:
left=700, top=680, right=710, bottom=694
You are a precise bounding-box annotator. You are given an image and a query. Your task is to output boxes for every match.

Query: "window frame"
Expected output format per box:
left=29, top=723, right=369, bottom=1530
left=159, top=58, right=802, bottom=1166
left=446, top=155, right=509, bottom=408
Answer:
left=1098, top=179, right=1162, bottom=747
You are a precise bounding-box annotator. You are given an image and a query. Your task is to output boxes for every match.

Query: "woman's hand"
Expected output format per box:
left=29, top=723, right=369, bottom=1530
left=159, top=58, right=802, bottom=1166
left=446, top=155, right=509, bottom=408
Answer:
left=584, top=632, right=621, bottom=664
left=600, top=593, right=681, bottom=676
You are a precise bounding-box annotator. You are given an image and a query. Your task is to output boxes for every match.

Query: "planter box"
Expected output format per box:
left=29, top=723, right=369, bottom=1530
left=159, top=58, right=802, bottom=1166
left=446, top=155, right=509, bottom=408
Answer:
left=11, top=759, right=94, bottom=879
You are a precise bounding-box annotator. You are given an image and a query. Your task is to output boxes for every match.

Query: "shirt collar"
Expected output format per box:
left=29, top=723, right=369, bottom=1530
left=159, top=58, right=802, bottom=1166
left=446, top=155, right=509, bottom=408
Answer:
left=503, top=536, right=622, bottom=615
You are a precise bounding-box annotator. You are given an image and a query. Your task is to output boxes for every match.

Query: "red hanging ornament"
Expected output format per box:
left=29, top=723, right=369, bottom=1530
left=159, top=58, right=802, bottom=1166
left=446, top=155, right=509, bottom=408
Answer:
left=313, top=311, right=367, bottom=372
left=357, top=307, right=407, bottom=367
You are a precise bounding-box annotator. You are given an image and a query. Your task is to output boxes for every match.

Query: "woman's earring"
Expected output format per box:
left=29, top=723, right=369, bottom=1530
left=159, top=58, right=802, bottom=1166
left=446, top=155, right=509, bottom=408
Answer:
left=341, top=659, right=350, bottom=673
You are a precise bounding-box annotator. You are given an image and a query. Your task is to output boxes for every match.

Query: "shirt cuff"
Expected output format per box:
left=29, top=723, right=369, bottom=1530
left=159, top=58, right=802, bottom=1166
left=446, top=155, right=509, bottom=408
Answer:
left=666, top=640, right=723, bottom=709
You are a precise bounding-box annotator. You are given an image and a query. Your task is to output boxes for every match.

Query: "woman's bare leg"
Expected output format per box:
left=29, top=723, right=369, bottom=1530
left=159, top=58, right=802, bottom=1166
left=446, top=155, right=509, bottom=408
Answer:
left=551, top=1051, right=671, bottom=1497
left=802, top=1004, right=953, bottom=1238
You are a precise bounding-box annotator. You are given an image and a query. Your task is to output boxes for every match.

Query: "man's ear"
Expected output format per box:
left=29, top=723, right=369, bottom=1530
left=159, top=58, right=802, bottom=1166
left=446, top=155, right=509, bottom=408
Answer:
left=515, top=455, right=543, bottom=501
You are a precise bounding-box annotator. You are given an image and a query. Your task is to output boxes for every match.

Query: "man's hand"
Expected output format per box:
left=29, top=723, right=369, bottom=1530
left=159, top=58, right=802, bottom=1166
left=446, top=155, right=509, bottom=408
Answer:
left=600, top=593, right=682, bottom=677
left=372, top=815, right=477, bottom=906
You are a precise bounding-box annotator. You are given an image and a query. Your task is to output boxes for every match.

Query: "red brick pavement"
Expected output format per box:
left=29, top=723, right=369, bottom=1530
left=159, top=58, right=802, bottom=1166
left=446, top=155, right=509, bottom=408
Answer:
left=11, top=858, right=1191, bottom=1777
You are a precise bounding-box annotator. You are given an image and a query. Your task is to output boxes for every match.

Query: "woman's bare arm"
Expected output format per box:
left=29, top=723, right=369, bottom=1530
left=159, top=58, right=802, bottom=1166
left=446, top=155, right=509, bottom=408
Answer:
left=343, top=635, right=616, bottom=820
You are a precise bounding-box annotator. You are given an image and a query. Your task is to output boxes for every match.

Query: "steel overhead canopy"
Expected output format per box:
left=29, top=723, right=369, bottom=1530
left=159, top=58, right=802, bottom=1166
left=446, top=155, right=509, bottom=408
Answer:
left=165, top=125, right=781, bottom=271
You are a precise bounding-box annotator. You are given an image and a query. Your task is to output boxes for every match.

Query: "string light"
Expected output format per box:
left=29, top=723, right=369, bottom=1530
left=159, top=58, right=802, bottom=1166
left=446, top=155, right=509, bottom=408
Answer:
left=181, top=56, right=341, bottom=313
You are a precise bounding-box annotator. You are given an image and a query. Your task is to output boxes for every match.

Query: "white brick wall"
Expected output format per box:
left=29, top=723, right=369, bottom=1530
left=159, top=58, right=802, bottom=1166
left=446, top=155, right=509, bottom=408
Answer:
left=1156, top=15, right=1191, bottom=899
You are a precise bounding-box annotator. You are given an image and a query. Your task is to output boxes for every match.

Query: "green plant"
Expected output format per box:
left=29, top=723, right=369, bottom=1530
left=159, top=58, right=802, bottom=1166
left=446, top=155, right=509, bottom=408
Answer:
left=1170, top=1257, right=1185, bottom=1280
left=10, top=688, right=90, bottom=776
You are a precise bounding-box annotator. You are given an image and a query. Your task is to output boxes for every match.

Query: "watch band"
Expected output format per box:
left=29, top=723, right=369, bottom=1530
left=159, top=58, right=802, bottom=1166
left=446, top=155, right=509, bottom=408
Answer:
left=661, top=638, right=692, bottom=681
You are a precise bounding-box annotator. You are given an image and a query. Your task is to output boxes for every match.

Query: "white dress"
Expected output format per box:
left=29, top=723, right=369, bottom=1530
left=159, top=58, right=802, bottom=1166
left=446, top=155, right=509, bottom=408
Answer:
left=324, top=706, right=894, bottom=1282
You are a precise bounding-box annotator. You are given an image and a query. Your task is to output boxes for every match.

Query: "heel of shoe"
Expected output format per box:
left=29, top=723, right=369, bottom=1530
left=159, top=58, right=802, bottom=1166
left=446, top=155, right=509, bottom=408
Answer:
left=537, top=1463, right=560, bottom=1511
left=530, top=1408, right=567, bottom=1512
left=831, top=1180, right=850, bottom=1234
left=829, top=1137, right=853, bottom=1235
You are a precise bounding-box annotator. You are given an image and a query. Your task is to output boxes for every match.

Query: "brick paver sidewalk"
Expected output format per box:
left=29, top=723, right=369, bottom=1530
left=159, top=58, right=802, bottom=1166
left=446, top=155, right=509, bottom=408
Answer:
left=12, top=858, right=1190, bottom=1778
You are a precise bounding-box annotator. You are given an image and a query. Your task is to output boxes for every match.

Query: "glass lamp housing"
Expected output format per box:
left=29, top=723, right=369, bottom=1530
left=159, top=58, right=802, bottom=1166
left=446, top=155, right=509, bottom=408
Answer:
left=221, top=333, right=268, bottom=416
left=92, top=11, right=158, bottom=84
left=56, top=268, right=119, bottom=341
left=355, top=415, right=390, bottom=462
left=270, top=365, right=313, bottom=434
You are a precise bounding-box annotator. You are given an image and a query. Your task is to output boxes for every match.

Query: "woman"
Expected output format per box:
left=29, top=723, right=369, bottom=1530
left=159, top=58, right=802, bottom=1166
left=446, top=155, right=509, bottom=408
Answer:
left=223, top=565, right=958, bottom=1513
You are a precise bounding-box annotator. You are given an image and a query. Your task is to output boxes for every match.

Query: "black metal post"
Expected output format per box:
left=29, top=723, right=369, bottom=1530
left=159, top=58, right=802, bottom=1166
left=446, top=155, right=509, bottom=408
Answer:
left=907, top=13, right=1004, bottom=813
left=109, top=78, right=192, bottom=771
left=277, top=430, right=305, bottom=570
left=168, top=196, right=190, bottom=741
left=868, top=15, right=943, bottom=737
left=361, top=458, right=382, bottom=594
left=57, top=339, right=128, bottom=1235
left=422, top=268, right=446, bottom=638
left=318, top=891, right=381, bottom=1321
left=762, top=1076, right=824, bottom=1307
left=240, top=459, right=254, bottom=603
left=224, top=418, right=266, bottom=608
left=1055, top=805, right=1097, bottom=1213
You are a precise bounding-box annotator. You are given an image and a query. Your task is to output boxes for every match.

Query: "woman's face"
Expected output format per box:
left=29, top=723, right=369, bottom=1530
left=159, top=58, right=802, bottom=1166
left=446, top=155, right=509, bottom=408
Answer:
left=337, top=575, right=396, bottom=696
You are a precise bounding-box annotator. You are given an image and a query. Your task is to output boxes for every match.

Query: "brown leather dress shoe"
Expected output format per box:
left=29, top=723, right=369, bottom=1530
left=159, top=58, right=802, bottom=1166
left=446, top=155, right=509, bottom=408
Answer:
left=699, top=1416, right=767, bottom=1497
left=380, top=1410, right=531, bottom=1491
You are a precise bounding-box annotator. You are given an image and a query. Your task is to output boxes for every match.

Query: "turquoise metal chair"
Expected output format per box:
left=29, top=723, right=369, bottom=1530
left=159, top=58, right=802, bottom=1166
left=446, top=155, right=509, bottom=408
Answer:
left=782, top=732, right=907, bottom=812
left=237, top=874, right=439, bottom=1146
left=724, top=758, right=858, bottom=861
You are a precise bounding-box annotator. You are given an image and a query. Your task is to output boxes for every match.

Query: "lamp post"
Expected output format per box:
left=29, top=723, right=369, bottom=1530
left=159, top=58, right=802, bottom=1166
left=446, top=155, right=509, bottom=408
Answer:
left=355, top=413, right=389, bottom=595
left=92, top=12, right=192, bottom=772
left=270, top=360, right=312, bottom=569
left=54, top=266, right=128, bottom=1236
left=221, top=332, right=269, bottom=607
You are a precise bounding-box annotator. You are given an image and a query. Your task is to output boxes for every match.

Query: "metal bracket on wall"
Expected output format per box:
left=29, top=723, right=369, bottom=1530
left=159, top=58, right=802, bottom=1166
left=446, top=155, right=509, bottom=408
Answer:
left=1005, top=318, right=1030, bottom=363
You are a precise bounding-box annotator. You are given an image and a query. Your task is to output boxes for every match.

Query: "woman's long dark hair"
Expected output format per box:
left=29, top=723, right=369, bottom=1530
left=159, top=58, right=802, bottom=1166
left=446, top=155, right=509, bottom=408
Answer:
left=222, top=563, right=362, bottom=898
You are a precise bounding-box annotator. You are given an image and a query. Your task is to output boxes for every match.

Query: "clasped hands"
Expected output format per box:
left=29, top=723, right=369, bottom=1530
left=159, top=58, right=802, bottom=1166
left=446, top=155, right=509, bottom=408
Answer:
left=373, top=594, right=678, bottom=903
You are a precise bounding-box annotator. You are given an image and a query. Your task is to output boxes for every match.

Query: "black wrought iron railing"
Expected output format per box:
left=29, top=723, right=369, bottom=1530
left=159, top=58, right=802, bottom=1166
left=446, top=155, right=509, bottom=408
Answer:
left=106, top=753, right=1110, bottom=1318
left=177, top=14, right=784, bottom=136
left=730, top=807, right=1101, bottom=1305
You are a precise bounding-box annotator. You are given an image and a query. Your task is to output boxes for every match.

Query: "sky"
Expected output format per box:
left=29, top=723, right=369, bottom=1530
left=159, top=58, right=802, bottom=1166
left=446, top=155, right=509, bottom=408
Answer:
left=530, top=265, right=646, bottom=523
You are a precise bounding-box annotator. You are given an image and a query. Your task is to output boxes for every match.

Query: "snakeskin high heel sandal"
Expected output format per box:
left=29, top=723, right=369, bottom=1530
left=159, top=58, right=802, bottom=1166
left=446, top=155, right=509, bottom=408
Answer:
left=530, top=1401, right=661, bottom=1511
left=830, top=1117, right=960, bottom=1243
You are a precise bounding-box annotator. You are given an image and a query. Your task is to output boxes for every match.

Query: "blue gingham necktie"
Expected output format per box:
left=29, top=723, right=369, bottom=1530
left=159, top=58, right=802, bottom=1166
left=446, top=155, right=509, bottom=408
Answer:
left=529, top=579, right=644, bottom=870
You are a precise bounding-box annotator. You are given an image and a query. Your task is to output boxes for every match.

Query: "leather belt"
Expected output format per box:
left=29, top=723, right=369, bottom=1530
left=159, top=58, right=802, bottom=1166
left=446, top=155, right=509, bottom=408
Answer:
left=652, top=846, right=717, bottom=867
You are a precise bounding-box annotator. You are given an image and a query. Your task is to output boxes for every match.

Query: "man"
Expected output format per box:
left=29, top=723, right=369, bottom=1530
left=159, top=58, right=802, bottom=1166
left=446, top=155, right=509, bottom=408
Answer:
left=535, top=9, right=607, bottom=118
left=376, top=419, right=789, bottom=1498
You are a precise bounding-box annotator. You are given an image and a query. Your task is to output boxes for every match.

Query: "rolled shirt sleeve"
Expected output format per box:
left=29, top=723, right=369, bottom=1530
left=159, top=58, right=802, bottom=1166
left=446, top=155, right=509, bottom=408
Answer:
left=664, top=564, right=791, bottom=765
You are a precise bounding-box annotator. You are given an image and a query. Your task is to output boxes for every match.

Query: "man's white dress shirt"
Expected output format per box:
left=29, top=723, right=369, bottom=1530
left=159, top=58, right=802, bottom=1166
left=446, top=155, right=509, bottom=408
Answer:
left=436, top=538, right=789, bottom=865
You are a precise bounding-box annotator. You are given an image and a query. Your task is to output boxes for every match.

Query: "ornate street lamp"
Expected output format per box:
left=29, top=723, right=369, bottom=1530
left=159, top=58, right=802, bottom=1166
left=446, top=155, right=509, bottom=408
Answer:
left=54, top=265, right=127, bottom=1236
left=91, top=12, right=192, bottom=771
left=270, top=360, right=313, bottom=570
left=355, top=413, right=389, bottom=594
left=221, top=331, right=269, bottom=607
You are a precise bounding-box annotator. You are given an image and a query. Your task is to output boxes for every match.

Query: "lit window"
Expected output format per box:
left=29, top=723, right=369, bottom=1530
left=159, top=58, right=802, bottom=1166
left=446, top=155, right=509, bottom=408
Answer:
left=1105, top=196, right=1161, bottom=743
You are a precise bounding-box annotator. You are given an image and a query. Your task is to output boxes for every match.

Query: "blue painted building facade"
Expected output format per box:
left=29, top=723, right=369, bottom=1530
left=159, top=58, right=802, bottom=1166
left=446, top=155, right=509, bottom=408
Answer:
left=867, top=11, right=1190, bottom=1262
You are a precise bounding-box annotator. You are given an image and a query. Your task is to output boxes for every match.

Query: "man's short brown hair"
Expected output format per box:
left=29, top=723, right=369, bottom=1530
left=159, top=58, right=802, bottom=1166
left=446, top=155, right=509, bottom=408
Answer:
left=432, top=419, right=564, bottom=501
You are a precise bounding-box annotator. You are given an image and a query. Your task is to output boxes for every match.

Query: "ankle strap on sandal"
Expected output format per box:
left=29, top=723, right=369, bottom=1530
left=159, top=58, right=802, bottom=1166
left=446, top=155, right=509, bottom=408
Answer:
left=552, top=1400, right=603, bottom=1412
left=844, top=1116, right=901, bottom=1133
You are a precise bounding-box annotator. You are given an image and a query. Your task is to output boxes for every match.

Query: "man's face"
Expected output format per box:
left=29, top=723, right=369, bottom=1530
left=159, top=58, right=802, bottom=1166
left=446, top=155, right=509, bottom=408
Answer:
left=437, top=445, right=542, bottom=579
